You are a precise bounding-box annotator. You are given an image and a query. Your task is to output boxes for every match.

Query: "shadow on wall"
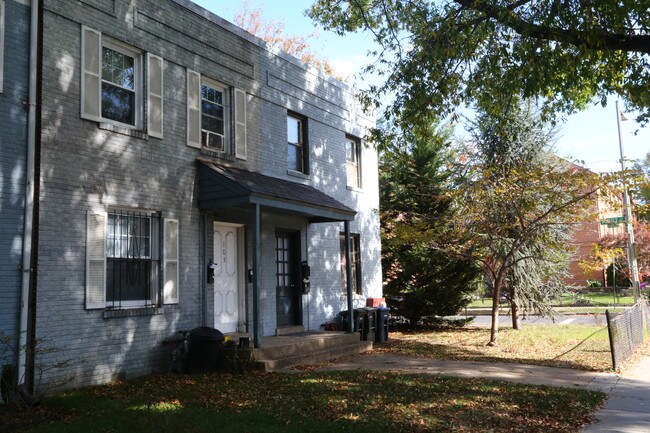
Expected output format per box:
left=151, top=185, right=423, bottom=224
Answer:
left=34, top=25, right=201, bottom=389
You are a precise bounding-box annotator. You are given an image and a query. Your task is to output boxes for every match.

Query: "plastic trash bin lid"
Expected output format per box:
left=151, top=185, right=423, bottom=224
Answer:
left=189, top=326, right=224, bottom=341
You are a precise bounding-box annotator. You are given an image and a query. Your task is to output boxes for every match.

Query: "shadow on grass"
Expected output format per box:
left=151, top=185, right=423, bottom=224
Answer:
left=0, top=370, right=605, bottom=433
left=375, top=327, right=612, bottom=371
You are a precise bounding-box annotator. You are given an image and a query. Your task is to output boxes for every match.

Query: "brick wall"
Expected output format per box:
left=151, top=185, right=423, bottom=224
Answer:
left=35, top=0, right=380, bottom=389
left=0, top=0, right=30, bottom=370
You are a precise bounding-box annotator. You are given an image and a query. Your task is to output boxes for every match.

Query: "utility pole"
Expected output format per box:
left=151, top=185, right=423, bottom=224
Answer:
left=616, top=100, right=641, bottom=301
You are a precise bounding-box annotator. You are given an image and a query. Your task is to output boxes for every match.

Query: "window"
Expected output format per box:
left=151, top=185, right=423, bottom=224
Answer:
left=106, top=210, right=158, bottom=307
left=287, top=113, right=308, bottom=174
left=346, top=135, right=362, bottom=189
left=81, top=26, right=164, bottom=137
left=200, top=78, right=228, bottom=150
left=187, top=70, right=247, bottom=159
left=340, top=233, right=362, bottom=295
left=85, top=209, right=179, bottom=309
left=101, top=42, right=139, bottom=126
left=0, top=1, right=4, bottom=93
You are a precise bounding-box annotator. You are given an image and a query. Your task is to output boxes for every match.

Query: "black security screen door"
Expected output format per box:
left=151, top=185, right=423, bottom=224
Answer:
left=276, top=232, right=301, bottom=327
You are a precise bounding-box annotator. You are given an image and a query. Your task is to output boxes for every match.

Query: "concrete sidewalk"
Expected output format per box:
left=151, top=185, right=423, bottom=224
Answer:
left=582, top=356, right=650, bottom=433
left=316, top=352, right=650, bottom=432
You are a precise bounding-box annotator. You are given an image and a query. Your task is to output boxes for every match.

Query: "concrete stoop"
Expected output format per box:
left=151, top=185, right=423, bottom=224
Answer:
left=221, top=331, right=372, bottom=372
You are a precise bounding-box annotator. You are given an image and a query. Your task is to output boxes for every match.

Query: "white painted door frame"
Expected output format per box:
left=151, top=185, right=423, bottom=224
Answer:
left=213, top=222, right=245, bottom=333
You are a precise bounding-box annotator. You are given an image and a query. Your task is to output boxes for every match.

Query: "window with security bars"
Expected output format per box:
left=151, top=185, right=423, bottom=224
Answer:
left=106, top=209, right=160, bottom=307
left=340, top=233, right=362, bottom=295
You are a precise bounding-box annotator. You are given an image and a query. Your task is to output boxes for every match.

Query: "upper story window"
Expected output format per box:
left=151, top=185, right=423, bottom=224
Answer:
left=346, top=135, right=362, bottom=189
left=200, top=79, right=228, bottom=151
left=287, top=113, right=308, bottom=174
left=81, top=26, right=164, bottom=138
left=101, top=41, right=139, bottom=126
left=187, top=70, right=247, bottom=159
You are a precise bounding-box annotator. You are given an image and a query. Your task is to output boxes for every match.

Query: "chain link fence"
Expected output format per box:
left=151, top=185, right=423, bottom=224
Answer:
left=606, top=299, right=650, bottom=370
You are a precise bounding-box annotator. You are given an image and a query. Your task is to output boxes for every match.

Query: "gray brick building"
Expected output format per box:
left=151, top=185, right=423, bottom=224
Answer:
left=0, top=0, right=33, bottom=398
left=29, top=0, right=381, bottom=390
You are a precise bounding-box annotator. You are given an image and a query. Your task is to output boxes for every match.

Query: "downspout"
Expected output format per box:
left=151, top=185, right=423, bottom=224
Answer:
left=252, top=204, right=261, bottom=348
left=18, top=0, right=39, bottom=387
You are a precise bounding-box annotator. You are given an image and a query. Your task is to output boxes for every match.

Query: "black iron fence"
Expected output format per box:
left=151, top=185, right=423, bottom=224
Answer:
left=606, top=299, right=650, bottom=370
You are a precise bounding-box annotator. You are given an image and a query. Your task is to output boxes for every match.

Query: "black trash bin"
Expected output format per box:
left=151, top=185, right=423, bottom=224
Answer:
left=339, top=309, right=366, bottom=339
left=362, top=307, right=377, bottom=342
left=375, top=306, right=390, bottom=343
left=187, top=326, right=224, bottom=374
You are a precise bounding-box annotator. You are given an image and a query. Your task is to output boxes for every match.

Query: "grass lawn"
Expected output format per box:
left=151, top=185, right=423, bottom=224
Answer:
left=0, top=370, right=605, bottom=433
left=378, top=325, right=613, bottom=371
left=467, top=292, right=641, bottom=309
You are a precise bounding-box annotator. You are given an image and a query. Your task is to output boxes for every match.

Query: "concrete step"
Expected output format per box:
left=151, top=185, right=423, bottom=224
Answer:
left=247, top=331, right=371, bottom=371
left=255, top=340, right=372, bottom=371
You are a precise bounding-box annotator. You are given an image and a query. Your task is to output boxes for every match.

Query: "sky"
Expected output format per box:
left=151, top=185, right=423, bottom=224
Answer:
left=192, top=0, right=650, bottom=173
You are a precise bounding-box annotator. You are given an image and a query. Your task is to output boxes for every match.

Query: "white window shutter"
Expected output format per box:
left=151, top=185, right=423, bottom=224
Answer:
left=186, top=69, right=201, bottom=148
left=163, top=218, right=179, bottom=304
left=234, top=88, right=247, bottom=160
left=86, top=210, right=107, bottom=309
left=147, top=53, right=164, bottom=138
left=81, top=26, right=101, bottom=121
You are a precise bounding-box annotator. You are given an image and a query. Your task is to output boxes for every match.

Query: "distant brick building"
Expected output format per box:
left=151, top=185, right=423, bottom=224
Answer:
left=565, top=185, right=625, bottom=287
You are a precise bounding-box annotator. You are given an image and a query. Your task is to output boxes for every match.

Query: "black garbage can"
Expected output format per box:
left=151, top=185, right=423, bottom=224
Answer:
left=375, top=306, right=390, bottom=343
left=187, top=326, right=224, bottom=374
left=339, top=309, right=366, bottom=339
left=362, top=307, right=377, bottom=342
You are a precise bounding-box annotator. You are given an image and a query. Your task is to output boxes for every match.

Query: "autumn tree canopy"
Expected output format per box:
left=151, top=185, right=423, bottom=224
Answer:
left=309, top=0, right=650, bottom=126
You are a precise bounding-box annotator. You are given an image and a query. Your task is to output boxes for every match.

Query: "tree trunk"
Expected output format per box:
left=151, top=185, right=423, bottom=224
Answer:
left=510, top=299, right=521, bottom=330
left=488, top=280, right=501, bottom=346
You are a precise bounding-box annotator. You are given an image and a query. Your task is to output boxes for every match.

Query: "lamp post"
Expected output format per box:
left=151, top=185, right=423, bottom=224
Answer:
left=616, top=100, right=641, bottom=301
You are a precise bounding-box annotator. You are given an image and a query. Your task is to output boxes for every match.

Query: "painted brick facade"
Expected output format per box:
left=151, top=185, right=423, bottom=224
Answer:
left=0, top=0, right=30, bottom=373
left=34, top=0, right=380, bottom=390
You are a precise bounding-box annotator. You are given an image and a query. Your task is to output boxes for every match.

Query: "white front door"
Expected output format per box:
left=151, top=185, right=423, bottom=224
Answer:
left=213, top=223, right=239, bottom=333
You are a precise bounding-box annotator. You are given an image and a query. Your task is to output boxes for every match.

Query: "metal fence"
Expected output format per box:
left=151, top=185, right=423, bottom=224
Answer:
left=606, top=299, right=650, bottom=370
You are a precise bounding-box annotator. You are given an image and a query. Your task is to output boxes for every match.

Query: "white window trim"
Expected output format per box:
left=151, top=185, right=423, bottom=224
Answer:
left=87, top=207, right=174, bottom=310
left=163, top=218, right=179, bottom=304
left=100, top=37, right=143, bottom=129
left=80, top=26, right=144, bottom=129
left=346, top=135, right=362, bottom=189
left=186, top=71, right=247, bottom=156
left=186, top=69, right=201, bottom=148
left=200, top=75, right=230, bottom=152
left=0, top=1, right=5, bottom=93
left=234, top=88, right=247, bottom=160
left=147, top=53, right=164, bottom=138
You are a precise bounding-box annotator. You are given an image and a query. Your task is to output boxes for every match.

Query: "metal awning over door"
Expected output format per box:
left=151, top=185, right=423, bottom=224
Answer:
left=197, top=159, right=356, bottom=222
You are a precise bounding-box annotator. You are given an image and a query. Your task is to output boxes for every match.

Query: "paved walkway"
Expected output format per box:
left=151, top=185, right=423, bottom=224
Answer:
left=317, top=352, right=650, bottom=432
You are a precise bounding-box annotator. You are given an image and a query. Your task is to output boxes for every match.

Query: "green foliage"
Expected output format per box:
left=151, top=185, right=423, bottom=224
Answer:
left=380, top=117, right=481, bottom=324
left=447, top=102, right=603, bottom=341
left=309, top=0, right=650, bottom=128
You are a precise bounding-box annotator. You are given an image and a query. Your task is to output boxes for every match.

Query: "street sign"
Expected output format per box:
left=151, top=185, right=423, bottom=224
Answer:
left=600, top=216, right=626, bottom=225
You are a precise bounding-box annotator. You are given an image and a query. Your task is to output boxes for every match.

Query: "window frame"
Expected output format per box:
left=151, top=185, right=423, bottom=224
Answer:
left=340, top=233, right=362, bottom=295
left=86, top=208, right=179, bottom=310
left=105, top=209, right=160, bottom=309
left=287, top=113, right=308, bottom=174
left=200, top=76, right=230, bottom=152
left=99, top=37, right=143, bottom=129
left=345, top=135, right=362, bottom=189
